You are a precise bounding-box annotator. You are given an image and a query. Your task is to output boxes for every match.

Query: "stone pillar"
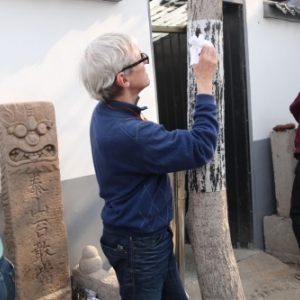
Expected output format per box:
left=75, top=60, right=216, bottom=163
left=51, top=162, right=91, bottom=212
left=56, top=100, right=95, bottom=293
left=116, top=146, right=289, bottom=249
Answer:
left=264, top=128, right=300, bottom=264
left=0, top=102, right=71, bottom=299
left=270, top=129, right=297, bottom=217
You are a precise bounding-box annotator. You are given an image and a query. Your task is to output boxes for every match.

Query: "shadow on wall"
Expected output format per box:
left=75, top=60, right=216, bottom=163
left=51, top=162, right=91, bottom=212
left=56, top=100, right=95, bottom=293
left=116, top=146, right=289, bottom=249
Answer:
left=62, top=174, right=108, bottom=270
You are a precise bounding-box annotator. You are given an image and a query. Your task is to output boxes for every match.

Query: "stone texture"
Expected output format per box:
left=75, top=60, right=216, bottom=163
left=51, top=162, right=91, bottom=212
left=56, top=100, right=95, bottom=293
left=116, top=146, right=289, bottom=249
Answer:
left=264, top=215, right=300, bottom=265
left=37, top=287, right=72, bottom=300
left=270, top=129, right=297, bottom=217
left=0, top=102, right=71, bottom=299
left=72, top=245, right=120, bottom=300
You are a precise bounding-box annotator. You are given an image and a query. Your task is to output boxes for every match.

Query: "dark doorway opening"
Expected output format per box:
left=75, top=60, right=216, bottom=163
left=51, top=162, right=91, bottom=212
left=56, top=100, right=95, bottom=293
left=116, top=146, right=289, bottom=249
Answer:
left=153, top=2, right=253, bottom=248
left=223, top=2, right=253, bottom=248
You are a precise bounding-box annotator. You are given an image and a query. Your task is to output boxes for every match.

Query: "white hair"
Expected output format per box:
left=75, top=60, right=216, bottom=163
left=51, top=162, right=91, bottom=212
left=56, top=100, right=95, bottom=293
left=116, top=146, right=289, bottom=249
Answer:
left=79, top=32, right=139, bottom=101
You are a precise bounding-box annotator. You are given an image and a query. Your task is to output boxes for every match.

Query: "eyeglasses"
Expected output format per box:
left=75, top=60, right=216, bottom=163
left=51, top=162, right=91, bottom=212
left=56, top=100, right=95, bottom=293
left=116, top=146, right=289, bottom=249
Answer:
left=120, top=53, right=149, bottom=72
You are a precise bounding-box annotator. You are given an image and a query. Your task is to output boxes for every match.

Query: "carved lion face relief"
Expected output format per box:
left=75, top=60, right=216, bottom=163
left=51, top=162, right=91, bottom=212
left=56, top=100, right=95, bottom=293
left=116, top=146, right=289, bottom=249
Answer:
left=0, top=102, right=57, bottom=168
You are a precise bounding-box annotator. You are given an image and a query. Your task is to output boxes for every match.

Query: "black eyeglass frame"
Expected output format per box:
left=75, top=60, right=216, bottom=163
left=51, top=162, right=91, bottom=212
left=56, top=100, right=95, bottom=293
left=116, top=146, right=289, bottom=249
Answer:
left=120, top=53, right=149, bottom=72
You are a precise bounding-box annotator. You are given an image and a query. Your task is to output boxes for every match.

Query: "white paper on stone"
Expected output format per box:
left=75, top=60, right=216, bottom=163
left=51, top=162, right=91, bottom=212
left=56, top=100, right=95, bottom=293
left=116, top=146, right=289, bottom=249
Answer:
left=189, top=34, right=214, bottom=66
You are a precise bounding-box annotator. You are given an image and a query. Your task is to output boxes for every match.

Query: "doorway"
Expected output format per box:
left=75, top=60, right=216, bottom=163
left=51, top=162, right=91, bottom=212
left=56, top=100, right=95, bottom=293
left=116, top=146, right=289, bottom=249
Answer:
left=153, top=2, right=253, bottom=248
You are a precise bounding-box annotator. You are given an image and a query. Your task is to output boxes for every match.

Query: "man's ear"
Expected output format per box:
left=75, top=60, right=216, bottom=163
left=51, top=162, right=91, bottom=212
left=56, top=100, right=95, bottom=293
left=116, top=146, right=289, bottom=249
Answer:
left=115, top=72, right=130, bottom=88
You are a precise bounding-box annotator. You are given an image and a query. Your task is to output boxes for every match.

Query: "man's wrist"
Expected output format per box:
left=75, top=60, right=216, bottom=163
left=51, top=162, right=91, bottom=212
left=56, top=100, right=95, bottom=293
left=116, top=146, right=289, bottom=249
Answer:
left=197, top=81, right=213, bottom=95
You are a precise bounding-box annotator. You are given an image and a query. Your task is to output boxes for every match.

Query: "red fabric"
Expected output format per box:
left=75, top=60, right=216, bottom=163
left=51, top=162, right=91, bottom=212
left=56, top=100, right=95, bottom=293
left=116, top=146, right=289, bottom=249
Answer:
left=290, top=92, right=300, bottom=156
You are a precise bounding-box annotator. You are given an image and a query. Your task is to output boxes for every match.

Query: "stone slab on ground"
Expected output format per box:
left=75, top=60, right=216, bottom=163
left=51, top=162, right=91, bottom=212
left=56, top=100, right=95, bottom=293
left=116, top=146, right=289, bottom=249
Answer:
left=264, top=215, right=300, bottom=265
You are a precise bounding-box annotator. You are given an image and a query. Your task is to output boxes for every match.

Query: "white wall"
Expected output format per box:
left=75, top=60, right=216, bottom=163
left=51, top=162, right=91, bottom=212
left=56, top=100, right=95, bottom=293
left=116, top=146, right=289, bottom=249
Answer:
left=0, top=0, right=157, bottom=181
left=245, top=0, right=300, bottom=141
left=244, top=0, right=300, bottom=248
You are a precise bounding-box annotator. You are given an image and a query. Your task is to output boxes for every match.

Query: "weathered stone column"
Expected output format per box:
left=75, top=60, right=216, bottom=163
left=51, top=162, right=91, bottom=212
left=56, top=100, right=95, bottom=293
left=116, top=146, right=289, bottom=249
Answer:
left=0, top=102, right=71, bottom=299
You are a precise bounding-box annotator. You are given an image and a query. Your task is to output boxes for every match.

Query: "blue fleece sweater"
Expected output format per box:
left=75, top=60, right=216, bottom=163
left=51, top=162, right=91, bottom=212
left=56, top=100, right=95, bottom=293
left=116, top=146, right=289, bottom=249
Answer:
left=90, top=94, right=219, bottom=236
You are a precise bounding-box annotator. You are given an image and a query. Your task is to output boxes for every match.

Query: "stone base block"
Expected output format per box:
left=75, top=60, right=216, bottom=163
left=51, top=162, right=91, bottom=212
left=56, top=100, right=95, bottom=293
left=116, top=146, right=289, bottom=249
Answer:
left=264, top=215, right=300, bottom=264
left=37, top=287, right=72, bottom=300
left=72, top=245, right=120, bottom=300
left=72, top=266, right=120, bottom=300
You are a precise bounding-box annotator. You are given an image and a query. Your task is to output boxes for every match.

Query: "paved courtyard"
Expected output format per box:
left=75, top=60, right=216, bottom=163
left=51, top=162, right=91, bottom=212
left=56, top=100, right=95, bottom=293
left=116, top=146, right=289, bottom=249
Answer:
left=184, top=244, right=300, bottom=300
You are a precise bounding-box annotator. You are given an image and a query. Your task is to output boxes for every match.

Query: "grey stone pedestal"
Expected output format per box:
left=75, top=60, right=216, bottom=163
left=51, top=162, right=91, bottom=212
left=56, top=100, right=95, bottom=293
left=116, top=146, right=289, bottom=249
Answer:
left=264, top=215, right=300, bottom=264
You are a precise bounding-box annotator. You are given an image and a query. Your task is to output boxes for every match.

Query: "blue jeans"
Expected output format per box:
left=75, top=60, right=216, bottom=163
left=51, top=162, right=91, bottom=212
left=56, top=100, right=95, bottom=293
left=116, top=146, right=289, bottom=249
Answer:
left=0, top=255, right=15, bottom=300
left=100, top=227, right=188, bottom=300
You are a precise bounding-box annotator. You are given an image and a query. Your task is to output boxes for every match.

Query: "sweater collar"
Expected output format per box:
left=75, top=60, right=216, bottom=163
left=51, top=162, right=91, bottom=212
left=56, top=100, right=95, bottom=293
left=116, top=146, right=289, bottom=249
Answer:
left=105, top=99, right=148, bottom=114
left=100, top=98, right=148, bottom=121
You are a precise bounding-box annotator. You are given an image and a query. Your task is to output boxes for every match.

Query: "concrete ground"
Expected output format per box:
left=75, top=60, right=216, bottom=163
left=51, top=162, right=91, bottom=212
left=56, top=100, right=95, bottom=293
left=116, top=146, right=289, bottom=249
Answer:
left=184, top=244, right=300, bottom=300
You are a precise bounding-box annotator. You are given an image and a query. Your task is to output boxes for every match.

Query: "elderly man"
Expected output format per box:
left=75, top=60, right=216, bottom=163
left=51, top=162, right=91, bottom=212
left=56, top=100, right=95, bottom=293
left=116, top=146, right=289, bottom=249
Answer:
left=79, top=32, right=219, bottom=300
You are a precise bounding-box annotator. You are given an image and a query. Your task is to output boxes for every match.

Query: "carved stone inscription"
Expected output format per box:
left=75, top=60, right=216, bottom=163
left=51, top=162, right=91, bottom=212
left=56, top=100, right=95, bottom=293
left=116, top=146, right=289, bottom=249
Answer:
left=0, top=102, right=70, bottom=299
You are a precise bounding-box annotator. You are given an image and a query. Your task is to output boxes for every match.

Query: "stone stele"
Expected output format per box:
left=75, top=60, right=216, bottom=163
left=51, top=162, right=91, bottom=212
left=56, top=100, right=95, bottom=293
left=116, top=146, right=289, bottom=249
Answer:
left=0, top=102, right=71, bottom=299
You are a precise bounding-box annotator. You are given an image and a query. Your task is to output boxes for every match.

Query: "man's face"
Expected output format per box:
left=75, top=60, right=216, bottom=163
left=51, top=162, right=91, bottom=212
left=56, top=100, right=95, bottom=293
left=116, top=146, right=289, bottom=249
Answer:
left=127, top=49, right=150, bottom=94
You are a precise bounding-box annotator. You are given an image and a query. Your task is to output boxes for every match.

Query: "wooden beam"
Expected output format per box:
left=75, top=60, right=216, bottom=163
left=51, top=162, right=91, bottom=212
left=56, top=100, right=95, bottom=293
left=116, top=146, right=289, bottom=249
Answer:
left=151, top=25, right=186, bottom=33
